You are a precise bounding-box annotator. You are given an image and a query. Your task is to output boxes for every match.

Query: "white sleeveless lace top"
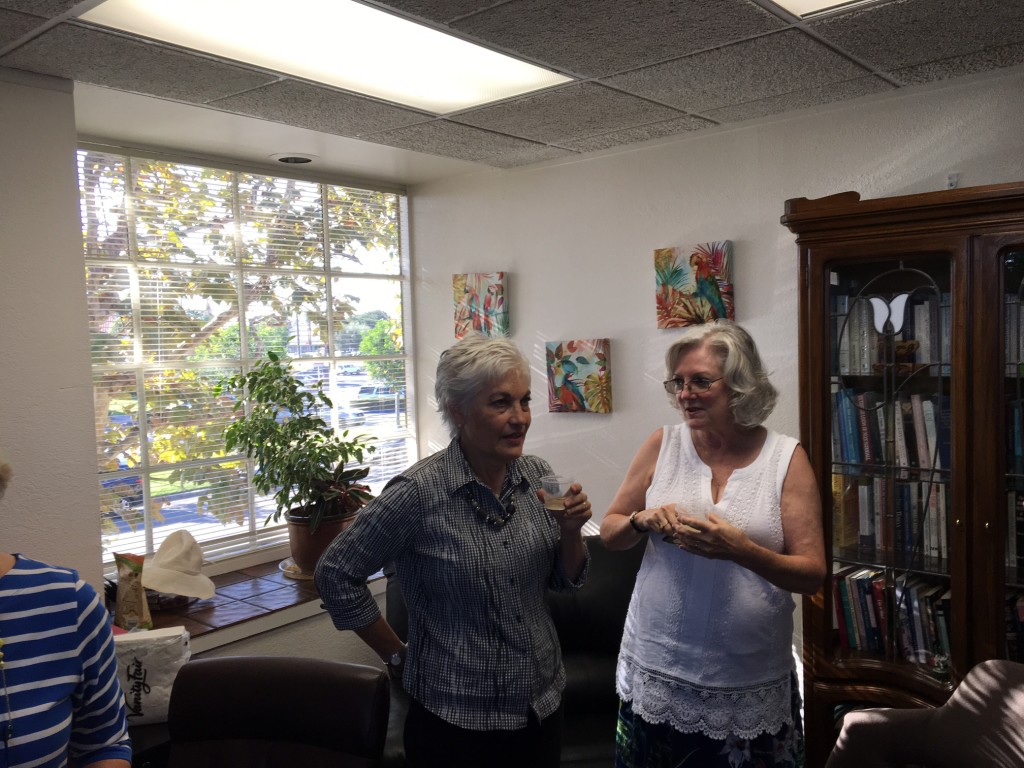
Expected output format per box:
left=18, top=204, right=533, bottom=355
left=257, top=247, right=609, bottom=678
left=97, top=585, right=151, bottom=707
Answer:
left=616, top=422, right=799, bottom=740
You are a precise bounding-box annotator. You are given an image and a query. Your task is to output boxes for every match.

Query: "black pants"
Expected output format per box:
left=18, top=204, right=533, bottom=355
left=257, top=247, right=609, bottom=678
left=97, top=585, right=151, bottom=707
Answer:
left=404, top=697, right=563, bottom=768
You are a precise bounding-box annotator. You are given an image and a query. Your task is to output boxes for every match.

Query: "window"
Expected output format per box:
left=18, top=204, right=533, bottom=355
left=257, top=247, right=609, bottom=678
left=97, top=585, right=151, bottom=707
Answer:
left=78, top=149, right=414, bottom=570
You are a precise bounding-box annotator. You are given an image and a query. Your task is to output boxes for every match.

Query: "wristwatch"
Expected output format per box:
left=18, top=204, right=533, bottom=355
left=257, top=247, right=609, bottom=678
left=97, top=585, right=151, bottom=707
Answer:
left=386, top=644, right=407, bottom=672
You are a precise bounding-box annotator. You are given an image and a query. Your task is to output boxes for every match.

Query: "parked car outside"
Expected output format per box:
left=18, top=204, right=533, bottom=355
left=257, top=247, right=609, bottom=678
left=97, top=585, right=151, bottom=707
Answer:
left=350, top=384, right=406, bottom=413
left=340, top=363, right=365, bottom=376
left=100, top=459, right=143, bottom=504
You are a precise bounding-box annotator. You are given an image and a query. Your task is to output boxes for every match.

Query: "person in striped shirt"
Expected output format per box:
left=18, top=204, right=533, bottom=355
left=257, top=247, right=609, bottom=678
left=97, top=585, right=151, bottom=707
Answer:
left=0, top=458, right=131, bottom=767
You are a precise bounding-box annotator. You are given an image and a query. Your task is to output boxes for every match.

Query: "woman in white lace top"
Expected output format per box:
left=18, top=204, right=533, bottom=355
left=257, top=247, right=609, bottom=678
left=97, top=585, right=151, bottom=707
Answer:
left=600, top=321, right=825, bottom=768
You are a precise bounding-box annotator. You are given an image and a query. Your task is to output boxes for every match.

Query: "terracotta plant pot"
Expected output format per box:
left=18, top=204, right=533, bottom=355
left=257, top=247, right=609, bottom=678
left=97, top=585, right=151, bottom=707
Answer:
left=286, top=510, right=358, bottom=576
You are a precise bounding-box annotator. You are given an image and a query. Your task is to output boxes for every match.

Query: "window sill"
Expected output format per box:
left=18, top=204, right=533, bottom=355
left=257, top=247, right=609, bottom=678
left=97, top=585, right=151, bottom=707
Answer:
left=148, top=559, right=385, bottom=654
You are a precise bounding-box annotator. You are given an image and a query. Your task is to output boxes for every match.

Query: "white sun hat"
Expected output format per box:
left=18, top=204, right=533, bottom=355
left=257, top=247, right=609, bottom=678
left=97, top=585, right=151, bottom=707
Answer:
left=142, top=529, right=215, bottom=599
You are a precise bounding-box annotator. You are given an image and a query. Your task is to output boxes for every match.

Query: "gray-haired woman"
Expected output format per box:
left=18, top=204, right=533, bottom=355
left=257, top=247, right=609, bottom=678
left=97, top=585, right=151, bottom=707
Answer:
left=316, top=333, right=592, bottom=768
left=600, top=320, right=825, bottom=768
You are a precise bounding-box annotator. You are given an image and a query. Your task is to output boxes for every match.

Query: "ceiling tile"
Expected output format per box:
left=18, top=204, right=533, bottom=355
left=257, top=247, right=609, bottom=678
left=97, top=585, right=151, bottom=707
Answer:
left=480, top=144, right=579, bottom=169
left=450, top=0, right=786, bottom=78
left=701, top=75, right=893, bottom=123
left=0, top=9, right=45, bottom=49
left=0, top=0, right=82, bottom=16
left=605, top=28, right=871, bottom=113
left=370, top=1, right=498, bottom=24
left=561, top=114, right=716, bottom=153
left=809, top=0, right=1024, bottom=72
left=0, top=23, right=277, bottom=103
left=367, top=119, right=546, bottom=162
left=210, top=80, right=433, bottom=139
left=452, top=82, right=683, bottom=144
left=890, top=42, right=1024, bottom=86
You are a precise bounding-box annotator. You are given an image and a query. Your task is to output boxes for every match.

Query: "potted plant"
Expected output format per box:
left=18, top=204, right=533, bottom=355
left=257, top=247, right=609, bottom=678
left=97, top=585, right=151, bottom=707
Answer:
left=218, top=350, right=375, bottom=575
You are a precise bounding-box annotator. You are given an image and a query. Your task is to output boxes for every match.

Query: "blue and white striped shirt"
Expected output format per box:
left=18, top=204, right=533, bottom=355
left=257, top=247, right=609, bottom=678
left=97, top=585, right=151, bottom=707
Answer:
left=0, top=555, right=131, bottom=767
left=316, top=439, right=589, bottom=731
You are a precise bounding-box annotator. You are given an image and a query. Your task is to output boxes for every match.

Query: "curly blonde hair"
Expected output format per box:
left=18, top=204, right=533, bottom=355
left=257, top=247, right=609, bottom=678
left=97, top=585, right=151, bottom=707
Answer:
left=0, top=456, right=11, bottom=501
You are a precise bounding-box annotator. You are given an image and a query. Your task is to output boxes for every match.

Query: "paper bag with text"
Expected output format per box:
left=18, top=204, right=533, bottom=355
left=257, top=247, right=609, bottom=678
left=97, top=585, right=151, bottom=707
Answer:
left=113, top=626, right=191, bottom=725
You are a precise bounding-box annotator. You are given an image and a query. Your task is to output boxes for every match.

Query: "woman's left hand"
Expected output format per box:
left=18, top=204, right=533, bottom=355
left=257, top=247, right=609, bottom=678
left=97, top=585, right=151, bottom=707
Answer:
left=540, top=483, right=592, bottom=534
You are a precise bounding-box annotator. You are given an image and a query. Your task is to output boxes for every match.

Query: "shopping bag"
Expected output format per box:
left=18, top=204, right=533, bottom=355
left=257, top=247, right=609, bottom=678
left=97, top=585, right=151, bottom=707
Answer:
left=113, top=625, right=191, bottom=725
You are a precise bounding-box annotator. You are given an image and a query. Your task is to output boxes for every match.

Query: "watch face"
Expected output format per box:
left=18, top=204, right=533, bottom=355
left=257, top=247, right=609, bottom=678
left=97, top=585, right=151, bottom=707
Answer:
left=389, top=652, right=403, bottom=666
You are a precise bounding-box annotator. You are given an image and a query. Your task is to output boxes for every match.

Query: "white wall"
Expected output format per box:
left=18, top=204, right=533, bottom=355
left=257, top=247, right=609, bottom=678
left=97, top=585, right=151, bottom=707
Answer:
left=408, top=68, right=1024, bottom=523
left=0, top=71, right=105, bottom=587
left=1, top=63, right=1022, bottom=648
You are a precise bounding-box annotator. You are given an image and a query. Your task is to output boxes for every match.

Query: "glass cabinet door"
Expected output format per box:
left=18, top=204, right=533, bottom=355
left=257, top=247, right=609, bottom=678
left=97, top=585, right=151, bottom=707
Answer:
left=828, top=256, right=952, bottom=682
left=1004, top=249, right=1024, bottom=661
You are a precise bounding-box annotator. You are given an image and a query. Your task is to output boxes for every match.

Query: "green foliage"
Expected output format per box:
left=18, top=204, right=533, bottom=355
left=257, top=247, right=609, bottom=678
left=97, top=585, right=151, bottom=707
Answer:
left=218, top=351, right=375, bottom=533
left=359, top=318, right=404, bottom=387
left=191, top=322, right=290, bottom=360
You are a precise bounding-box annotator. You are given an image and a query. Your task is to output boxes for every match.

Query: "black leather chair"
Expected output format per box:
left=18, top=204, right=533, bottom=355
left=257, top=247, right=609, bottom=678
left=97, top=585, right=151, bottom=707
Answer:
left=384, top=534, right=645, bottom=767
left=165, top=655, right=390, bottom=768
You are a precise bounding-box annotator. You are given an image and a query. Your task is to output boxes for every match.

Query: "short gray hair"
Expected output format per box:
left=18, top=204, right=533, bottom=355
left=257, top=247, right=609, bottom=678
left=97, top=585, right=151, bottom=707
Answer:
left=664, top=320, right=777, bottom=427
left=436, top=334, right=530, bottom=437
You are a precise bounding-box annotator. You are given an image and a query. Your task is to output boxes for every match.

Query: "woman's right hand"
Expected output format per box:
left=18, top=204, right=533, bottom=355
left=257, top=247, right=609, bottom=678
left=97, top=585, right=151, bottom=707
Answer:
left=631, top=504, right=688, bottom=536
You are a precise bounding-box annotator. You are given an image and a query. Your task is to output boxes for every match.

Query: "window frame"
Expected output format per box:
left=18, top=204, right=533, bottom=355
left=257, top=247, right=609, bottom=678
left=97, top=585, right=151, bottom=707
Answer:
left=78, top=143, right=415, bottom=574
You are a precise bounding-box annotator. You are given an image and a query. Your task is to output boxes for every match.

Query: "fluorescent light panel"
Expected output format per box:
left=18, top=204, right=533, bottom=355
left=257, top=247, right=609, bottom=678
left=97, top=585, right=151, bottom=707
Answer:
left=81, top=0, right=572, bottom=113
left=773, top=0, right=878, bottom=16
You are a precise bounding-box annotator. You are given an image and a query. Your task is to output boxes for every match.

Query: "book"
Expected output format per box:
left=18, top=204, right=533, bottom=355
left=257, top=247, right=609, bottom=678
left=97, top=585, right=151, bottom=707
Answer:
left=835, top=565, right=861, bottom=650
left=853, top=568, right=883, bottom=653
left=858, top=481, right=875, bottom=553
left=839, top=389, right=862, bottom=467
left=871, top=573, right=890, bottom=654
left=873, top=476, right=889, bottom=553
left=833, top=475, right=860, bottom=550
left=1009, top=491, right=1018, bottom=569
left=914, top=300, right=931, bottom=363
left=932, top=587, right=952, bottom=658
left=900, top=396, right=920, bottom=474
left=835, top=294, right=850, bottom=375
left=893, top=576, right=917, bottom=662
left=893, top=399, right=910, bottom=478
left=855, top=392, right=876, bottom=466
left=845, top=567, right=868, bottom=649
left=832, top=563, right=857, bottom=651
left=911, top=394, right=932, bottom=473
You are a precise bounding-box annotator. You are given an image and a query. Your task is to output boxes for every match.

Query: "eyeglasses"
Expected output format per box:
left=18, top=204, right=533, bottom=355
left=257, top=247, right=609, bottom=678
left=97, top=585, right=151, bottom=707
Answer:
left=662, top=376, right=723, bottom=395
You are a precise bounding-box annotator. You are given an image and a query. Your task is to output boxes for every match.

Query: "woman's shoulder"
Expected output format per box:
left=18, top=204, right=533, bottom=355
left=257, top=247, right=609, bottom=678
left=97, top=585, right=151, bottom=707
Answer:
left=8, top=554, right=78, bottom=584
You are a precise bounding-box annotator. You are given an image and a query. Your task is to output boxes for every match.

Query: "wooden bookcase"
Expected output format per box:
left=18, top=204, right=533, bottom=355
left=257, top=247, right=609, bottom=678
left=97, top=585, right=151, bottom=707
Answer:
left=781, top=182, right=1024, bottom=767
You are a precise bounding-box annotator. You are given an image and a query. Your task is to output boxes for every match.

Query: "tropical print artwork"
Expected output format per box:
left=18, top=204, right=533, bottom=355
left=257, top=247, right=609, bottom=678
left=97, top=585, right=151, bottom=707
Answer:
left=545, top=339, right=613, bottom=413
left=453, top=272, right=509, bottom=339
left=654, top=241, right=735, bottom=328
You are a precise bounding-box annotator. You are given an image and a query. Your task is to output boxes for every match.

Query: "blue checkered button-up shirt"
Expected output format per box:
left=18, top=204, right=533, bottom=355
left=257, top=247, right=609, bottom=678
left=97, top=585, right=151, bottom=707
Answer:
left=316, top=438, right=589, bottom=730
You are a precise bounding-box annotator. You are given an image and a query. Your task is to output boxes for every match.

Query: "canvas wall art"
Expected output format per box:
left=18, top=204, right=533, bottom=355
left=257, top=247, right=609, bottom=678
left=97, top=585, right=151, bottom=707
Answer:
left=654, top=241, right=734, bottom=328
left=453, top=272, right=509, bottom=339
left=545, top=338, right=612, bottom=413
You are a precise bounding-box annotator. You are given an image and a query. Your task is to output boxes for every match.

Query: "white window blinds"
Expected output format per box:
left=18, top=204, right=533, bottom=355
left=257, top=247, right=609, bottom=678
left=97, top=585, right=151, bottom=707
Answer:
left=78, top=149, right=413, bottom=569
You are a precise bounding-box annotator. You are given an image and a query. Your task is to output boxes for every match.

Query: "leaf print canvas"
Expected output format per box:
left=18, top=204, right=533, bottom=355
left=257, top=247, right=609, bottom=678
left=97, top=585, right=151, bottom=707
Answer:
left=453, top=272, right=509, bottom=339
left=545, top=339, right=612, bottom=413
left=654, top=241, right=735, bottom=328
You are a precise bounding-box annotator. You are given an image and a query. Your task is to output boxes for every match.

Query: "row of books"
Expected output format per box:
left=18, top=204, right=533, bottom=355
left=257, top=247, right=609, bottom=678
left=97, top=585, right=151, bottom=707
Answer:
left=1005, top=590, right=1024, bottom=663
left=1007, top=489, right=1024, bottom=571
left=1006, top=295, right=1024, bottom=373
left=1010, top=400, right=1024, bottom=477
left=833, top=389, right=950, bottom=476
left=831, top=564, right=951, bottom=668
left=832, top=292, right=950, bottom=376
left=833, top=475, right=948, bottom=561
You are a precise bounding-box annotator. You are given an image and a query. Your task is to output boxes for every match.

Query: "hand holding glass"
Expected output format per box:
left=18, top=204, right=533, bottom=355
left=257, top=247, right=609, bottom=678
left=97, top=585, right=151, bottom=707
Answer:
left=540, top=474, right=575, bottom=511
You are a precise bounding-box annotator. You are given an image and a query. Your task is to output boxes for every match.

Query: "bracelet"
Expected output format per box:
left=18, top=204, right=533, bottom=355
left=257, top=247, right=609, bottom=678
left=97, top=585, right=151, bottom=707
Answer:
left=629, top=511, right=644, bottom=533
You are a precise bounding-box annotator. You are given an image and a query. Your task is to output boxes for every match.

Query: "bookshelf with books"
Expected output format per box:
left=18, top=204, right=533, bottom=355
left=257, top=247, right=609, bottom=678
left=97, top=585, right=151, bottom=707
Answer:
left=782, top=182, right=1024, bottom=767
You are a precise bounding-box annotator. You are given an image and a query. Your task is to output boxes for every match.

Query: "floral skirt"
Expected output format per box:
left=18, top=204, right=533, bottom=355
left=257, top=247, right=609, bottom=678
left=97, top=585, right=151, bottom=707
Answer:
left=614, top=674, right=805, bottom=768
